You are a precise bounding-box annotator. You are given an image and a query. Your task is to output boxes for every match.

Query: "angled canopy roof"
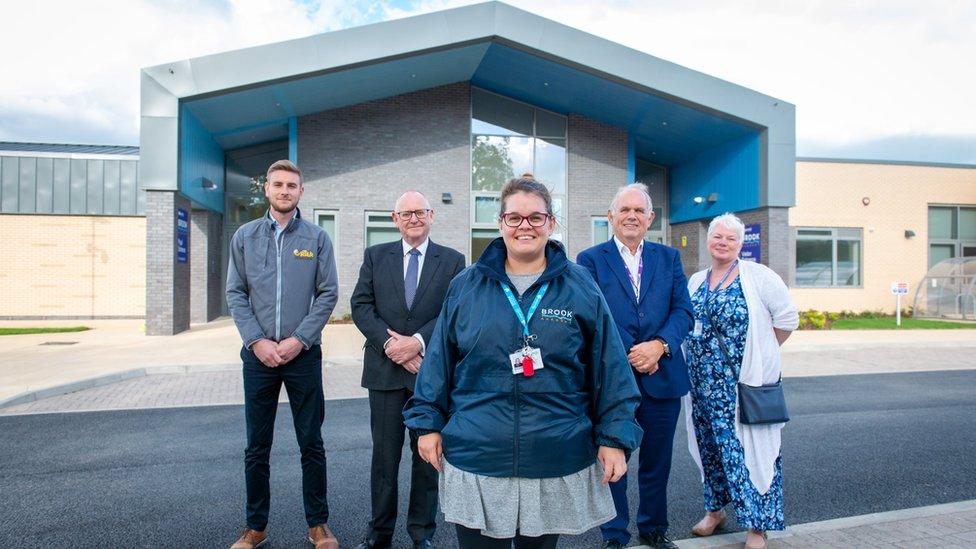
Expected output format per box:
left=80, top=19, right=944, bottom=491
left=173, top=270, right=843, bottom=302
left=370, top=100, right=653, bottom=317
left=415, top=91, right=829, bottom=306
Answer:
left=141, top=0, right=794, bottom=208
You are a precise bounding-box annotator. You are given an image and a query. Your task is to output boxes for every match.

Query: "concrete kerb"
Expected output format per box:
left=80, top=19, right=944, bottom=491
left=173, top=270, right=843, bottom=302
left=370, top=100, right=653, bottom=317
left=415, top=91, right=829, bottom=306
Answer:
left=0, top=358, right=363, bottom=409
left=666, top=499, right=976, bottom=548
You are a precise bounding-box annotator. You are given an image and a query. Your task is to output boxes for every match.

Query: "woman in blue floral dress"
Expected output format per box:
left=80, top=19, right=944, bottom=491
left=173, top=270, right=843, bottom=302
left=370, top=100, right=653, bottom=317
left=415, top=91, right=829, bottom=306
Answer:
left=684, top=214, right=798, bottom=549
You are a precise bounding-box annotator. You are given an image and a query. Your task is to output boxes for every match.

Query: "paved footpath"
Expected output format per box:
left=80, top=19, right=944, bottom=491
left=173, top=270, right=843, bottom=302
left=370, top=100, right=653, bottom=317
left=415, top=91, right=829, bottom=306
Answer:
left=680, top=500, right=976, bottom=548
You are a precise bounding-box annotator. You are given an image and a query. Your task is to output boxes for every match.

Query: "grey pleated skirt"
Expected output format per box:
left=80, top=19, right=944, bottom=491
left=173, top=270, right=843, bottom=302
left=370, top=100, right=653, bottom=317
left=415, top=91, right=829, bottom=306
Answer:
left=439, top=459, right=616, bottom=539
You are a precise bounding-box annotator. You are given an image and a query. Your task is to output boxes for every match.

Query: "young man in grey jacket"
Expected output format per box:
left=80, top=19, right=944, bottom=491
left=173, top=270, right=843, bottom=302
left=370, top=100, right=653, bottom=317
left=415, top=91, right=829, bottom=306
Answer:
left=225, top=159, right=340, bottom=549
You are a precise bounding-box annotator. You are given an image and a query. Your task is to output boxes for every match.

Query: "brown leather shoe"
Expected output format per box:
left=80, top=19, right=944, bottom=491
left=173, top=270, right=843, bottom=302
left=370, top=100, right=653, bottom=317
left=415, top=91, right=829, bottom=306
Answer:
left=230, top=528, right=268, bottom=549
left=308, top=523, right=339, bottom=549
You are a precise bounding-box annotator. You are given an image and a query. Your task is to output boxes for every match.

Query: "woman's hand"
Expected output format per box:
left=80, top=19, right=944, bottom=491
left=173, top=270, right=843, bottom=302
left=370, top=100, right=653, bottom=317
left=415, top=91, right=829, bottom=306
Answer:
left=418, top=433, right=444, bottom=471
left=597, top=446, right=627, bottom=485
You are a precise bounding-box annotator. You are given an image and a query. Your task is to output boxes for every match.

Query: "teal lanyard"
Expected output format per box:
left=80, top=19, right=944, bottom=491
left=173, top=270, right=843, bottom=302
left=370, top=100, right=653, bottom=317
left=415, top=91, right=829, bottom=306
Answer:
left=500, top=281, right=549, bottom=342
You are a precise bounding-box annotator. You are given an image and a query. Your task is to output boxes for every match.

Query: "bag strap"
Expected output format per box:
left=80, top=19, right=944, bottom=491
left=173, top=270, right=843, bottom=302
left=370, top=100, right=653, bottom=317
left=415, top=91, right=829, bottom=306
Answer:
left=704, top=298, right=782, bottom=385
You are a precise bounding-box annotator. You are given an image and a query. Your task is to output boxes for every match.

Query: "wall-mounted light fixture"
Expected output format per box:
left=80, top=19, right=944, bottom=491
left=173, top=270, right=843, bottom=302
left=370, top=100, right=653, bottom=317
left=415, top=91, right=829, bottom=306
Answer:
left=693, top=196, right=704, bottom=204
left=200, top=178, right=216, bottom=190
left=862, top=196, right=870, bottom=206
left=441, top=192, right=453, bottom=204
left=905, top=229, right=916, bottom=239
left=707, top=192, right=719, bottom=203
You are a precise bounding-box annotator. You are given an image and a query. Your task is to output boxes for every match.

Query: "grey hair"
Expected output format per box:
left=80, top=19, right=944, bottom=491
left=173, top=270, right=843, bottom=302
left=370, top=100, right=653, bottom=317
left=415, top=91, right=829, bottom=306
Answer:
left=609, top=182, right=653, bottom=212
left=707, top=213, right=746, bottom=242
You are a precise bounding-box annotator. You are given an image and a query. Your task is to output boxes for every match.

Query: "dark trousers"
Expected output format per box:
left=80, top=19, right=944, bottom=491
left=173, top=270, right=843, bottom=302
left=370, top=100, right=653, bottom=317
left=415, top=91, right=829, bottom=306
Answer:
left=601, top=394, right=682, bottom=544
left=455, top=525, right=558, bottom=549
left=242, top=345, right=328, bottom=530
left=367, top=388, right=438, bottom=544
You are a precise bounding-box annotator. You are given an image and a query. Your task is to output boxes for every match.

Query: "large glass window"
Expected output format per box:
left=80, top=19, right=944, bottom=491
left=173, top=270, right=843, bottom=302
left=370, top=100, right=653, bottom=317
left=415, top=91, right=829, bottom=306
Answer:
left=928, top=205, right=976, bottom=267
left=795, top=228, right=862, bottom=287
left=471, top=87, right=567, bottom=261
left=365, top=211, right=400, bottom=247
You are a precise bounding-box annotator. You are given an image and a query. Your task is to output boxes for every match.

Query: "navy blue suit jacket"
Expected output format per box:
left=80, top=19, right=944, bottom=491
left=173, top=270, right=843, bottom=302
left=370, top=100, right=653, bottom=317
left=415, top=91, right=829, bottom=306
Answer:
left=577, top=239, right=693, bottom=399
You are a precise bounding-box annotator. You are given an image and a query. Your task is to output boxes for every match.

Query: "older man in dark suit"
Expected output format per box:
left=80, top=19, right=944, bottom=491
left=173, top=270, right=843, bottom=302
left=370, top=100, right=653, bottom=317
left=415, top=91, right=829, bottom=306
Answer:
left=578, top=183, right=694, bottom=549
left=351, top=191, right=465, bottom=549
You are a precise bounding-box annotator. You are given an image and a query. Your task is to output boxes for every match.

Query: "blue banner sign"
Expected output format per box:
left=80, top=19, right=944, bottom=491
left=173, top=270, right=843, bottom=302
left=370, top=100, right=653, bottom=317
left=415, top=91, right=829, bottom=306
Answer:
left=741, top=223, right=761, bottom=263
left=176, top=208, right=189, bottom=263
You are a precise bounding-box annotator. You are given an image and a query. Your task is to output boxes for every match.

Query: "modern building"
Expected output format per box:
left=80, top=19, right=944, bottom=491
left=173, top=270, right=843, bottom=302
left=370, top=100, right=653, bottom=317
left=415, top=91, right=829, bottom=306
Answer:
left=2, top=146, right=973, bottom=322
left=0, top=142, right=145, bottom=318
left=138, top=1, right=796, bottom=335
left=790, top=158, right=976, bottom=314
left=4, top=3, right=971, bottom=327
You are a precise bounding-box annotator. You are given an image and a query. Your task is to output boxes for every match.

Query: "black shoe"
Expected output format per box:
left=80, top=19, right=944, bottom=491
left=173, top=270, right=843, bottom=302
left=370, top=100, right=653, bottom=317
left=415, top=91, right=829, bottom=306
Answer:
left=413, top=539, right=435, bottom=549
left=638, top=531, right=677, bottom=549
left=601, top=540, right=625, bottom=549
left=354, top=539, right=390, bottom=549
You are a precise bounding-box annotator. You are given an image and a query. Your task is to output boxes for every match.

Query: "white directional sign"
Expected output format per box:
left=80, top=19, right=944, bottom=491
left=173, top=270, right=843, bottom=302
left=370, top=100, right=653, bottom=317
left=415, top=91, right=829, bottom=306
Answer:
left=891, top=282, right=909, bottom=295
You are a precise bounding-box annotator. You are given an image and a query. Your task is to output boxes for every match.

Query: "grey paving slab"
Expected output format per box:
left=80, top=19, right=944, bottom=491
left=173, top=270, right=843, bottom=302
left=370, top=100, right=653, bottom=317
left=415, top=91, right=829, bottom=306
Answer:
left=0, top=359, right=366, bottom=415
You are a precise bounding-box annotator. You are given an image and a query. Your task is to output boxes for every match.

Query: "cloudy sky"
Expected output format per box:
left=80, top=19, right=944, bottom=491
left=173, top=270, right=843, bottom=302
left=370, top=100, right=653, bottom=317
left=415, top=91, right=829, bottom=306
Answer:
left=1, top=0, right=973, bottom=163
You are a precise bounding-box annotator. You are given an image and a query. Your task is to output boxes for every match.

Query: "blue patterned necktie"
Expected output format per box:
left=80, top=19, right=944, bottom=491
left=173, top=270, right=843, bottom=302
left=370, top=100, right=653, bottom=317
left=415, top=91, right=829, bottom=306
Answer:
left=404, top=248, right=421, bottom=309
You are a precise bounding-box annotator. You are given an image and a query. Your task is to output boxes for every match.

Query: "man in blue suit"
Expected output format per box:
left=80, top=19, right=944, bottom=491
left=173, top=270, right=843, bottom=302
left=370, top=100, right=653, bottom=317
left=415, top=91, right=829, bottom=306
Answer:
left=577, top=183, right=693, bottom=549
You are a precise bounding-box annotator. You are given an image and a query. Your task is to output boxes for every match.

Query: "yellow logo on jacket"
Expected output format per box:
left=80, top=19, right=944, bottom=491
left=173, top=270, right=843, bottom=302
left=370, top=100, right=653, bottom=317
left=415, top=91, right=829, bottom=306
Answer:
left=293, top=249, right=315, bottom=259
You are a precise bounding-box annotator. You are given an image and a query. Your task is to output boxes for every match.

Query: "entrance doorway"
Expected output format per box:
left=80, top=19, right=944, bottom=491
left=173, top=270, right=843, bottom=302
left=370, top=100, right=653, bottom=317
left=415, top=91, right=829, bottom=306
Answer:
left=636, top=159, right=668, bottom=244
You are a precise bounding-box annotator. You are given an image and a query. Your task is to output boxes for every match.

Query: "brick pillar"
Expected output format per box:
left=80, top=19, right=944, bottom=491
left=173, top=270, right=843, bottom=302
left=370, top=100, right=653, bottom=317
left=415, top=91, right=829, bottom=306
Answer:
left=670, top=219, right=709, bottom=277
left=737, top=206, right=791, bottom=282
left=190, top=208, right=223, bottom=323
left=146, top=190, right=191, bottom=335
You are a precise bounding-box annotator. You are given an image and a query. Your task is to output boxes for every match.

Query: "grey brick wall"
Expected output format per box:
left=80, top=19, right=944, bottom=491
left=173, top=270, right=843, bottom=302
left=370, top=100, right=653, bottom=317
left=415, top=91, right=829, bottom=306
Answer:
left=566, top=115, right=628, bottom=258
left=738, top=206, right=790, bottom=281
left=190, top=208, right=223, bottom=323
left=298, top=83, right=471, bottom=316
left=146, top=190, right=190, bottom=335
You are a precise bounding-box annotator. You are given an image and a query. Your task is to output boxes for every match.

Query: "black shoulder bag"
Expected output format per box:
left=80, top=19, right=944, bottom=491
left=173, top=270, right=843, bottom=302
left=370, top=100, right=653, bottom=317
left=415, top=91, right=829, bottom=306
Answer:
left=705, top=291, right=790, bottom=425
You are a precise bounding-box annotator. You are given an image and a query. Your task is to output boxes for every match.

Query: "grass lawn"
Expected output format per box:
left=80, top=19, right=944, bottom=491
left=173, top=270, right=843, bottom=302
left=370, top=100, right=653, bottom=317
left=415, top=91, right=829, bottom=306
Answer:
left=830, top=318, right=976, bottom=330
left=0, top=326, right=91, bottom=336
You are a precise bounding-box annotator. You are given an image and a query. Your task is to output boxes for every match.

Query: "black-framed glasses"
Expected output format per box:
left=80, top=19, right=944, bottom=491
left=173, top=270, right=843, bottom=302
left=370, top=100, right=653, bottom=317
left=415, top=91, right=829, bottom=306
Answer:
left=500, top=212, right=551, bottom=228
left=394, top=209, right=432, bottom=220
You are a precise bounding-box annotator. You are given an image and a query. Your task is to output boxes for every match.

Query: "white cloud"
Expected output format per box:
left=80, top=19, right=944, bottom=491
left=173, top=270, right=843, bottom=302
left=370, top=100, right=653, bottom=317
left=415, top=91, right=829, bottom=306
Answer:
left=1, top=0, right=972, bottom=162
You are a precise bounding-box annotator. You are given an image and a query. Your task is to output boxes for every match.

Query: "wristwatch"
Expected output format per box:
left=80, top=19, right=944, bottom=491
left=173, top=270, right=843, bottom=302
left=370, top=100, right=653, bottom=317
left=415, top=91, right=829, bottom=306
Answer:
left=654, top=337, right=671, bottom=357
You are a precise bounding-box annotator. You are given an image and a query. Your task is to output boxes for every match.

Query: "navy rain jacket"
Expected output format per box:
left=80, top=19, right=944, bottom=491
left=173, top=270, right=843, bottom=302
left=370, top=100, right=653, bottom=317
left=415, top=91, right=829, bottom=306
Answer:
left=403, top=238, right=642, bottom=478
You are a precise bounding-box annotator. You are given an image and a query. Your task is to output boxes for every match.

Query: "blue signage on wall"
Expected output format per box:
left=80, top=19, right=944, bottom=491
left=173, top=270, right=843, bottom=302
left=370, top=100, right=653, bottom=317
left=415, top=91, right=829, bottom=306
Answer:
left=741, top=223, right=761, bottom=263
left=176, top=208, right=189, bottom=263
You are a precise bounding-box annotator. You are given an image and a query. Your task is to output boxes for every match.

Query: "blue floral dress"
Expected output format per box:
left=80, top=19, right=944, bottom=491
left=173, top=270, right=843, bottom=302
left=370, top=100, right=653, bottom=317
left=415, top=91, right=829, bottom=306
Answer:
left=687, top=276, right=784, bottom=531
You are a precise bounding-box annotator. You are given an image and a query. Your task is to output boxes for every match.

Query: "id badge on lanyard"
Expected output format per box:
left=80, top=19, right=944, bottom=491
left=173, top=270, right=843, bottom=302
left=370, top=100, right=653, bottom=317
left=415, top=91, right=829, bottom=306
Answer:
left=500, top=281, right=549, bottom=377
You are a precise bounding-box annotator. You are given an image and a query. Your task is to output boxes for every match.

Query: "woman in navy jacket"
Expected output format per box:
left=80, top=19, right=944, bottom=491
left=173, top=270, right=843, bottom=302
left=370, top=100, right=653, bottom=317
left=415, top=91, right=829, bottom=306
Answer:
left=404, top=177, right=642, bottom=548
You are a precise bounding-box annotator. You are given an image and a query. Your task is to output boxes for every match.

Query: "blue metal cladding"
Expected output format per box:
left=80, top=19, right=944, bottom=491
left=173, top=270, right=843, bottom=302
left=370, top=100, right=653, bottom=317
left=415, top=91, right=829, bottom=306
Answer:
left=179, top=106, right=225, bottom=213
left=288, top=117, right=298, bottom=164
left=669, top=133, right=761, bottom=224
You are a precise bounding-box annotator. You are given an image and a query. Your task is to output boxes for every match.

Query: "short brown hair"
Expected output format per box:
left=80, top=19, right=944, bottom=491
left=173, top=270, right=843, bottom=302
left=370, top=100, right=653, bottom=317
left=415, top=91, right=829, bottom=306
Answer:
left=266, top=159, right=301, bottom=183
left=499, top=176, right=553, bottom=218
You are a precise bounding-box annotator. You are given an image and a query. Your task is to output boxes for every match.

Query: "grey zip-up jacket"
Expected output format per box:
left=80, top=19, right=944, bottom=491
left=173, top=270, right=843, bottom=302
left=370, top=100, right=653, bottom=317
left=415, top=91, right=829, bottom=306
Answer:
left=226, top=209, right=339, bottom=349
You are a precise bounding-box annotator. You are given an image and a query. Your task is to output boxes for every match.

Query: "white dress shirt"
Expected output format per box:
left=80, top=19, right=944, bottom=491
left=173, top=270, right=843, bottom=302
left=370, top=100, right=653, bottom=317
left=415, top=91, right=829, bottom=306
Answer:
left=402, top=238, right=430, bottom=280
left=613, top=235, right=644, bottom=300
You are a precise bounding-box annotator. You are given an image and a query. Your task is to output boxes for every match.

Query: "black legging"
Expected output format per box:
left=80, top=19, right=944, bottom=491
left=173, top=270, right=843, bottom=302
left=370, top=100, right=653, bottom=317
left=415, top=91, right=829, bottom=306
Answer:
left=455, top=525, right=559, bottom=549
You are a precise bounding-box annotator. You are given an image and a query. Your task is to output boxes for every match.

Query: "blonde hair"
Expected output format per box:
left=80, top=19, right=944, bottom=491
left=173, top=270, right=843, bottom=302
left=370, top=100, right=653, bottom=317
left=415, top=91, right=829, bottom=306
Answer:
left=266, top=159, right=302, bottom=183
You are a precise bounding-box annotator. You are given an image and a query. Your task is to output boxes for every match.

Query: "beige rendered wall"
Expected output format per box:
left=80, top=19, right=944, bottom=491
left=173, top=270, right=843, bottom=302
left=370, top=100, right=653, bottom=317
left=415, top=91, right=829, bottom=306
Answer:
left=789, top=161, right=976, bottom=312
left=0, top=215, right=146, bottom=318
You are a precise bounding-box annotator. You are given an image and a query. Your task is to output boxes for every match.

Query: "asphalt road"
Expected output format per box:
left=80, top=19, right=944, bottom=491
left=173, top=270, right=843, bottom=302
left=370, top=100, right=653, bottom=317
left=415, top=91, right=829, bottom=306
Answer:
left=1, top=370, right=974, bottom=548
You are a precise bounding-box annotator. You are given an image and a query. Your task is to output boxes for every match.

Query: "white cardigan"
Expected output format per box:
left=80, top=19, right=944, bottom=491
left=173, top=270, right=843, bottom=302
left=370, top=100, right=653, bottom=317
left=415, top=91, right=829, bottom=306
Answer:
left=682, top=260, right=799, bottom=494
